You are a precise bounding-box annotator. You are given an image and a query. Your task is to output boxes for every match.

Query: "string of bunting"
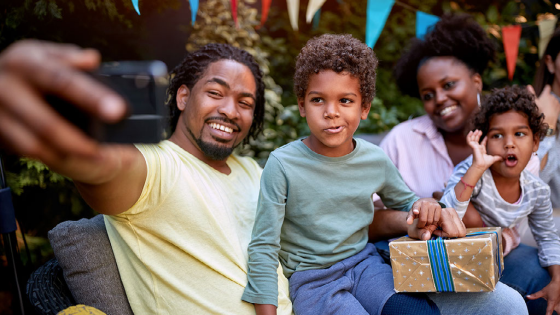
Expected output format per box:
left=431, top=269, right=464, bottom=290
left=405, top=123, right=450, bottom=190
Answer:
left=129, top=0, right=558, bottom=80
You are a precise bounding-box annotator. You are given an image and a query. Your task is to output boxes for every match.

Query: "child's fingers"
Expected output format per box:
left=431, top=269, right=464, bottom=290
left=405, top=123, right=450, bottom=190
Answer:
left=406, top=208, right=419, bottom=225
left=491, top=155, right=503, bottom=163
left=481, top=135, right=488, bottom=147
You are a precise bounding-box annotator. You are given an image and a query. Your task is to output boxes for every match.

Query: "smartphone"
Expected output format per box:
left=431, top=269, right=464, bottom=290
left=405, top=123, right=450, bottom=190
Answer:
left=49, top=60, right=169, bottom=143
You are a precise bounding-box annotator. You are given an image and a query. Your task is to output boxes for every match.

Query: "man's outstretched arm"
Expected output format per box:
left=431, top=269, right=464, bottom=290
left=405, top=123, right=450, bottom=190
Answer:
left=0, top=40, right=146, bottom=215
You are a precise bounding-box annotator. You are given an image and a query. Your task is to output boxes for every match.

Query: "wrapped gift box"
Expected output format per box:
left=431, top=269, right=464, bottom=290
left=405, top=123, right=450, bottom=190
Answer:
left=389, top=227, right=503, bottom=293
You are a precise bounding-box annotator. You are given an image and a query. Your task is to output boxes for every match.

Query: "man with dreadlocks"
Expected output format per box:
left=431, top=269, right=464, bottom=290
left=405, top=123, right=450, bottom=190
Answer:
left=0, top=40, right=293, bottom=314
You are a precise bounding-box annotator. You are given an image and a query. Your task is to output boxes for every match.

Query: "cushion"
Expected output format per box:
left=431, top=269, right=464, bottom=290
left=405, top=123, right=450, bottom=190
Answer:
left=48, top=215, right=134, bottom=315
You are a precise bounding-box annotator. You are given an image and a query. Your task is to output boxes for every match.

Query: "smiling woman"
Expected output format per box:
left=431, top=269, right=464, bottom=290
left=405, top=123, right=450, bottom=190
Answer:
left=375, top=13, right=549, bottom=315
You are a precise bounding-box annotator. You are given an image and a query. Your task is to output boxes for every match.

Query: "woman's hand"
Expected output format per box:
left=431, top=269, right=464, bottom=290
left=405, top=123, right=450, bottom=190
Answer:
left=468, top=130, right=503, bottom=171
left=528, top=84, right=560, bottom=133
left=527, top=267, right=560, bottom=315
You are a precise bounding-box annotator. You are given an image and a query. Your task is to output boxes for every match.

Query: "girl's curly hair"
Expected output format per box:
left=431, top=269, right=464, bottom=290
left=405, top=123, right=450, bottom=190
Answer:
left=294, top=34, right=378, bottom=105
left=394, top=13, right=495, bottom=98
left=166, top=43, right=265, bottom=144
left=472, top=86, right=548, bottom=141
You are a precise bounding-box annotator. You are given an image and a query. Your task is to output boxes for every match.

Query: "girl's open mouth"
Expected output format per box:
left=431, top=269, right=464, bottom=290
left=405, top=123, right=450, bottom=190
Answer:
left=505, top=154, right=518, bottom=167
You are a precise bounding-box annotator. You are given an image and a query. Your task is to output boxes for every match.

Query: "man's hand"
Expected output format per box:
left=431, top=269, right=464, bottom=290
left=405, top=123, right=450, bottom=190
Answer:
left=0, top=40, right=127, bottom=166
left=407, top=207, right=466, bottom=241
left=527, top=279, right=560, bottom=315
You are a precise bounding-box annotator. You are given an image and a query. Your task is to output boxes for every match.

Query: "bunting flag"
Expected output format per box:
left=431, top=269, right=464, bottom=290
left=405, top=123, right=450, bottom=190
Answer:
left=312, top=8, right=321, bottom=30
left=230, top=0, right=239, bottom=27
left=416, top=11, right=439, bottom=39
left=306, top=0, right=326, bottom=23
left=287, top=0, right=300, bottom=31
left=189, top=0, right=199, bottom=25
left=258, top=0, right=272, bottom=28
left=131, top=0, right=140, bottom=15
left=502, top=25, right=522, bottom=81
left=365, top=0, right=395, bottom=48
left=539, top=17, right=558, bottom=58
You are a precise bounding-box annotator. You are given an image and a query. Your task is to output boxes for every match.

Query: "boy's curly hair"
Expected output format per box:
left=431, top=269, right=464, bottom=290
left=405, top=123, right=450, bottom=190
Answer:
left=472, top=86, right=548, bottom=141
left=294, top=34, right=378, bottom=105
left=394, top=13, right=495, bottom=98
left=166, top=43, right=265, bottom=144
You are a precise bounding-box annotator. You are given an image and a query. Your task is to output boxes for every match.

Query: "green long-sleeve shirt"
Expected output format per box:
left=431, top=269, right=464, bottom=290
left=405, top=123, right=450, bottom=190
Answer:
left=241, top=139, right=418, bottom=306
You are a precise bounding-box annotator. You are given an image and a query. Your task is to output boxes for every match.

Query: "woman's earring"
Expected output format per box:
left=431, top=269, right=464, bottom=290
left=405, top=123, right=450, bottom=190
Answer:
left=477, top=93, right=481, bottom=107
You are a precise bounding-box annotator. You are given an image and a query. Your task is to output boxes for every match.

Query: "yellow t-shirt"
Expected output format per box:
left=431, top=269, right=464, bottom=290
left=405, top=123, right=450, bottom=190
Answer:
left=104, top=141, right=292, bottom=314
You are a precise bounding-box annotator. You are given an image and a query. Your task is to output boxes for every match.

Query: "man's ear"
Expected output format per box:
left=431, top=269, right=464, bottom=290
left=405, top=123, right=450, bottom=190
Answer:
left=176, top=85, right=191, bottom=111
left=298, top=98, right=306, bottom=117
left=545, top=55, right=555, bottom=74
left=361, top=102, right=371, bottom=120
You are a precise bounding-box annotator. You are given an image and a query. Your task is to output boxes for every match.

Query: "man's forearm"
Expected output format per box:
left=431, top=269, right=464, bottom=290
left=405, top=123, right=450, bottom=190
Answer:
left=369, top=209, right=408, bottom=242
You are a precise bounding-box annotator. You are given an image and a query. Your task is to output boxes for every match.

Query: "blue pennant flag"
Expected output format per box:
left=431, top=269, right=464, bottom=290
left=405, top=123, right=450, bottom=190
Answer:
left=365, top=0, right=395, bottom=48
left=131, top=0, right=140, bottom=15
left=416, top=11, right=439, bottom=39
left=312, top=8, right=321, bottom=30
left=190, top=0, right=199, bottom=25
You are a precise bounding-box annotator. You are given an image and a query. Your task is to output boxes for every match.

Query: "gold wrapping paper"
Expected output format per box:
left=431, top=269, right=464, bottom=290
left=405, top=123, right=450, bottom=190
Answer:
left=389, top=227, right=503, bottom=293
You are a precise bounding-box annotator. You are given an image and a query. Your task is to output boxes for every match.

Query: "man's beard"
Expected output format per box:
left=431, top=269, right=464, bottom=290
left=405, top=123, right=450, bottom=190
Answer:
left=187, top=127, right=237, bottom=161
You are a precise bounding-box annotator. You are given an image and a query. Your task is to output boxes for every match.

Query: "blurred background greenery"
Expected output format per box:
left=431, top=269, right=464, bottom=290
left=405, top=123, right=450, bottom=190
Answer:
left=0, top=0, right=559, bottom=312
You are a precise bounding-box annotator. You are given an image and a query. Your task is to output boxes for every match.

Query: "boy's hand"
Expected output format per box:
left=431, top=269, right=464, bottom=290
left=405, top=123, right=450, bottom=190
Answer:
left=255, top=304, right=276, bottom=315
left=468, top=130, right=503, bottom=172
left=407, top=207, right=466, bottom=241
left=406, top=198, right=441, bottom=228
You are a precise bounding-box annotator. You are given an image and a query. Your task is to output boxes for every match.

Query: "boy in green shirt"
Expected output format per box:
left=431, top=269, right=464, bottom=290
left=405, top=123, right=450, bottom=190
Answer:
left=242, top=34, right=461, bottom=315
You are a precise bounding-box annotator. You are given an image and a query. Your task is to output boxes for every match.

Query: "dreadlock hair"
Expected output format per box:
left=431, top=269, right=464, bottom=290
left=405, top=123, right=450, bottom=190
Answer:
left=294, top=34, right=378, bottom=105
left=166, top=43, right=265, bottom=144
left=394, top=13, right=495, bottom=98
left=472, top=85, right=548, bottom=141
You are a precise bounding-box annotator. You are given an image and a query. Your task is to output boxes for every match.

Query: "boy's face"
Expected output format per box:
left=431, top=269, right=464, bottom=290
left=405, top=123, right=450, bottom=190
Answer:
left=298, top=70, right=369, bottom=157
left=486, top=110, right=539, bottom=179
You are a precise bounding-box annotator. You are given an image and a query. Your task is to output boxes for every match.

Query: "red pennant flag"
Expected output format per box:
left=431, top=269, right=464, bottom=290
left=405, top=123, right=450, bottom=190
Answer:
left=231, top=0, right=239, bottom=28
left=257, top=0, right=272, bottom=29
left=502, top=25, right=521, bottom=81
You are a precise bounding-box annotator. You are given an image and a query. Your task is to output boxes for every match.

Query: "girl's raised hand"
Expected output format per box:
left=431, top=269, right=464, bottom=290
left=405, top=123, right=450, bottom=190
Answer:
left=467, top=130, right=503, bottom=171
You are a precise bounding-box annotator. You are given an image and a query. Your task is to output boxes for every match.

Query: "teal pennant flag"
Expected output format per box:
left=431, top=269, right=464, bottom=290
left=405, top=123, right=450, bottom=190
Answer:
left=312, top=8, right=321, bottom=30
left=416, top=11, right=439, bottom=39
left=365, top=0, right=395, bottom=48
left=189, top=0, right=199, bottom=25
left=131, top=0, right=140, bottom=15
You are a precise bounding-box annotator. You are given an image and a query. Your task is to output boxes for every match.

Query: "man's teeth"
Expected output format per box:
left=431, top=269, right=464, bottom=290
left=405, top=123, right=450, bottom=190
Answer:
left=440, top=105, right=457, bottom=116
left=210, top=123, right=233, bottom=134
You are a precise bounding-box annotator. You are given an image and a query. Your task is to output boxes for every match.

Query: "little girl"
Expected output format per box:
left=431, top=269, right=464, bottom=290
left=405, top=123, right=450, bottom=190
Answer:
left=441, top=85, right=560, bottom=312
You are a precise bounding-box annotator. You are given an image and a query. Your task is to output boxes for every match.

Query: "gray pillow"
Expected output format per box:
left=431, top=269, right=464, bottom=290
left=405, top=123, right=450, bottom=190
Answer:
left=48, top=215, right=134, bottom=315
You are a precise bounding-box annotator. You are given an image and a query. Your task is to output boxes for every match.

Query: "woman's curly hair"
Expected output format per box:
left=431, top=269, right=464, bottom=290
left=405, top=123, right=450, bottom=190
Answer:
left=294, top=34, right=378, bottom=105
left=472, top=86, right=548, bottom=141
left=166, top=43, right=265, bottom=144
left=394, top=13, right=495, bottom=98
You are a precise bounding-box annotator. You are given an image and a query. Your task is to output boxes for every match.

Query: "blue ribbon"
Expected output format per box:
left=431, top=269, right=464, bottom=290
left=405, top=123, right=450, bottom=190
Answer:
left=427, top=237, right=455, bottom=292
left=427, top=230, right=502, bottom=292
